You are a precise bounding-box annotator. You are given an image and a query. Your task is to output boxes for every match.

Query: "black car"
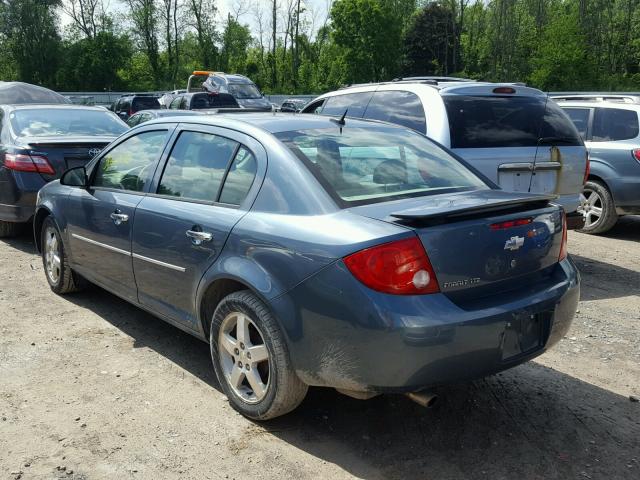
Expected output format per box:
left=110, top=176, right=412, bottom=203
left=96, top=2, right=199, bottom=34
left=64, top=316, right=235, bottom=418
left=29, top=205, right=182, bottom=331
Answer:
left=126, top=109, right=200, bottom=127
left=113, top=94, right=161, bottom=120
left=279, top=98, right=308, bottom=112
left=167, top=92, right=240, bottom=110
left=0, top=105, right=128, bottom=237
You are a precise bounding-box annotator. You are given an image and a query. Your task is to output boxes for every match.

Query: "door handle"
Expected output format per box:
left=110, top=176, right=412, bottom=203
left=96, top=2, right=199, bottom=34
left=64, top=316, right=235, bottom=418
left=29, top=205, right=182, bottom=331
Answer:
left=110, top=211, right=129, bottom=225
left=186, top=229, right=213, bottom=246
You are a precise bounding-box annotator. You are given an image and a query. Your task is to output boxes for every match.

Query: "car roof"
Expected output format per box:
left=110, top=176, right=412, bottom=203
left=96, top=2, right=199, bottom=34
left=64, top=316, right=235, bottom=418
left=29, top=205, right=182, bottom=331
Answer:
left=144, top=112, right=405, bottom=134
left=4, top=104, right=116, bottom=112
left=215, top=74, right=253, bottom=84
left=315, top=81, right=544, bottom=99
left=555, top=100, right=640, bottom=110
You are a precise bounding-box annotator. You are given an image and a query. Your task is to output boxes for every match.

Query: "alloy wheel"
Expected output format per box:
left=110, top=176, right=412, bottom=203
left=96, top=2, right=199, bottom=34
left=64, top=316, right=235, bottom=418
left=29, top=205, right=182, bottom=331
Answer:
left=218, top=311, right=270, bottom=404
left=44, top=227, right=61, bottom=284
left=578, top=189, right=604, bottom=229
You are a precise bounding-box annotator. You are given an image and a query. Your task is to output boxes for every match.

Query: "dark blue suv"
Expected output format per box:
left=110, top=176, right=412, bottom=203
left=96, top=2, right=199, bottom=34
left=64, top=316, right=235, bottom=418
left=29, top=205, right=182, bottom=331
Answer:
left=556, top=95, right=640, bottom=233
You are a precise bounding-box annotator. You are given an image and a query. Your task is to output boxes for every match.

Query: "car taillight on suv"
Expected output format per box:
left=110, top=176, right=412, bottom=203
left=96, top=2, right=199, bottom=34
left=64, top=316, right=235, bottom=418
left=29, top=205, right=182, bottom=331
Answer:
left=4, top=152, right=55, bottom=175
left=344, top=236, right=440, bottom=295
left=632, top=148, right=640, bottom=164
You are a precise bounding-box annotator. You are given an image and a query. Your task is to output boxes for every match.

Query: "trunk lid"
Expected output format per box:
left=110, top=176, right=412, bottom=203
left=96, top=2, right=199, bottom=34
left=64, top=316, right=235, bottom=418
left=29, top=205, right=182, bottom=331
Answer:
left=15, top=136, right=114, bottom=181
left=349, top=189, right=564, bottom=299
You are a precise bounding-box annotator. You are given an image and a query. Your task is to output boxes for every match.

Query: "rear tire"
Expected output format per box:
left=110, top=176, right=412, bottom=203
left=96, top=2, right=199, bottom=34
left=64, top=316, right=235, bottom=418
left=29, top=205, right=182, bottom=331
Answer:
left=210, top=290, right=307, bottom=420
left=578, top=180, right=618, bottom=234
left=0, top=220, right=23, bottom=238
left=41, top=216, right=85, bottom=294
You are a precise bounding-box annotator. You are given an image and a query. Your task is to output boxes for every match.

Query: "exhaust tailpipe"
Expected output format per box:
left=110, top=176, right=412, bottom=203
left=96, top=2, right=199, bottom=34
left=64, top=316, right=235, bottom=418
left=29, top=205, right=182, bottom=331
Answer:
left=406, top=391, right=438, bottom=408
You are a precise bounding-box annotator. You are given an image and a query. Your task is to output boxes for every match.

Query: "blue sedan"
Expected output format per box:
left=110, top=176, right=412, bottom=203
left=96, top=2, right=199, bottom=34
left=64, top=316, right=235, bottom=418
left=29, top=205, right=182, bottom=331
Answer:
left=34, top=113, right=580, bottom=419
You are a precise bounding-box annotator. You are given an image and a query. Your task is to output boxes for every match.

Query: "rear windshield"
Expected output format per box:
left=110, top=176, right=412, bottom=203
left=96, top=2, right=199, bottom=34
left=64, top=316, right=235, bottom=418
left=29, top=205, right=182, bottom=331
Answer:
left=10, top=109, right=128, bottom=137
left=444, top=95, right=583, bottom=148
left=133, top=97, right=161, bottom=111
left=227, top=83, right=261, bottom=99
left=191, top=93, right=239, bottom=109
left=275, top=126, right=488, bottom=206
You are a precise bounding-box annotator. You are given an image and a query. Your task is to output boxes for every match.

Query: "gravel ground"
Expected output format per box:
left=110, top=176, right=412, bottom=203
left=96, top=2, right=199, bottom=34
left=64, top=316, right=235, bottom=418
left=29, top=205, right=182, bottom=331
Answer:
left=1, top=217, right=639, bottom=480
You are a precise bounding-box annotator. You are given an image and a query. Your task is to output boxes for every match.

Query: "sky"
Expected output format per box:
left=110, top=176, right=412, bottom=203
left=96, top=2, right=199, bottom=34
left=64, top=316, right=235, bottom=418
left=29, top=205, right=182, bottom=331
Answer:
left=60, top=0, right=332, bottom=40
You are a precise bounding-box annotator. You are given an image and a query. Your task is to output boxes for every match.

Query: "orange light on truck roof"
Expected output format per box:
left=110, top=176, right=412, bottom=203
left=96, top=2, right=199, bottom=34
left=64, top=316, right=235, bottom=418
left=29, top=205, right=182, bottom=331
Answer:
left=192, top=70, right=215, bottom=76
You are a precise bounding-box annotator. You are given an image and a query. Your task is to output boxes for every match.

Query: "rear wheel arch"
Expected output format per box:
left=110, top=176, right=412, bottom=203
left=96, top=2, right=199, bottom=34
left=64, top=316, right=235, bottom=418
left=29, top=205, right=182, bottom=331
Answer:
left=199, top=278, right=267, bottom=339
left=33, top=207, right=52, bottom=253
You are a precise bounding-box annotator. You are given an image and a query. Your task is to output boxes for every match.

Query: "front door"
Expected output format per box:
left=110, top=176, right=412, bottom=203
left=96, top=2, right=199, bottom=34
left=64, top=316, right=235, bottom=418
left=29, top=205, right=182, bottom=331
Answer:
left=131, top=127, right=261, bottom=327
left=65, top=129, right=172, bottom=301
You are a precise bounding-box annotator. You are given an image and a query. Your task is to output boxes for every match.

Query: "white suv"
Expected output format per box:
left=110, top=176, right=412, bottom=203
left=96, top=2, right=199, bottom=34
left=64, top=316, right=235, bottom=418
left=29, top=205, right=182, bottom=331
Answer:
left=302, top=79, right=588, bottom=226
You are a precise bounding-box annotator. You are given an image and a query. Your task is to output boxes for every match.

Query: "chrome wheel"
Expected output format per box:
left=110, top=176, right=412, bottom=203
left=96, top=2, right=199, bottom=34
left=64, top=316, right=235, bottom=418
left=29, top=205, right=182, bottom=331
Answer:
left=218, top=311, right=270, bottom=404
left=578, top=189, right=603, bottom=229
left=44, top=226, right=61, bottom=284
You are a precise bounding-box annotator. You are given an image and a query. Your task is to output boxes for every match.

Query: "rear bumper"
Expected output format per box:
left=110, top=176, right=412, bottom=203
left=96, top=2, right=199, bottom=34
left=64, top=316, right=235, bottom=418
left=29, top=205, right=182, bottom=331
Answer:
left=273, top=257, right=580, bottom=393
left=0, top=169, right=46, bottom=223
left=609, top=176, right=640, bottom=212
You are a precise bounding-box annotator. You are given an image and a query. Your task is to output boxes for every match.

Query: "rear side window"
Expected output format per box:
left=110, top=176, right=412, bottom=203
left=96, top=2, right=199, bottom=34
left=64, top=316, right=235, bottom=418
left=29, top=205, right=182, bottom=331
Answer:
left=169, top=97, right=181, bottom=109
left=322, top=92, right=373, bottom=118
left=562, top=107, right=590, bottom=139
left=133, top=97, right=160, bottom=111
left=444, top=96, right=583, bottom=148
left=592, top=108, right=639, bottom=141
left=363, top=90, right=426, bottom=134
left=219, top=147, right=257, bottom=205
left=158, top=131, right=238, bottom=202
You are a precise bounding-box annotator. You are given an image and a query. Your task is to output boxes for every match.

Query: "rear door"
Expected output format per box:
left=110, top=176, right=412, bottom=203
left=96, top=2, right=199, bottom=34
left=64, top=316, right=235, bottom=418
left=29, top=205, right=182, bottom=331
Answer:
left=65, top=126, right=173, bottom=301
left=131, top=125, right=264, bottom=328
left=442, top=89, right=585, bottom=201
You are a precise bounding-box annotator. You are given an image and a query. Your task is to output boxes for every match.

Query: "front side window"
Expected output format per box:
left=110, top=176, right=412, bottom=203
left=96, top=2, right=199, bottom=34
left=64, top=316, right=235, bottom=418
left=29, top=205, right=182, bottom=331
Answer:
left=158, top=131, right=238, bottom=202
left=10, top=108, right=128, bottom=137
left=219, top=147, right=257, bottom=205
left=364, top=90, right=426, bottom=133
left=592, top=108, right=639, bottom=141
left=321, top=92, right=374, bottom=118
left=302, top=99, right=325, bottom=114
left=562, top=107, right=591, bottom=139
left=444, top=95, right=583, bottom=148
left=93, top=130, right=168, bottom=192
left=276, top=126, right=488, bottom=206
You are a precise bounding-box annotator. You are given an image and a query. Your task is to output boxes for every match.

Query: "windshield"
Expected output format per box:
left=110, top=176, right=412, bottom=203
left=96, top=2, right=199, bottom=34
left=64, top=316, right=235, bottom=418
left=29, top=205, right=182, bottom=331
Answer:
left=443, top=95, right=583, bottom=148
left=275, top=126, right=488, bottom=206
left=10, top=109, right=128, bottom=137
left=227, top=83, right=262, bottom=99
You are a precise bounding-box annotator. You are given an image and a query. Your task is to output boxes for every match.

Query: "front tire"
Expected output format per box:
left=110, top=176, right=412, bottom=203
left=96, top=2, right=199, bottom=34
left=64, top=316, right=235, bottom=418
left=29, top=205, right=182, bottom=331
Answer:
left=210, top=290, right=307, bottom=420
left=577, top=180, right=618, bottom=234
left=41, top=216, right=85, bottom=294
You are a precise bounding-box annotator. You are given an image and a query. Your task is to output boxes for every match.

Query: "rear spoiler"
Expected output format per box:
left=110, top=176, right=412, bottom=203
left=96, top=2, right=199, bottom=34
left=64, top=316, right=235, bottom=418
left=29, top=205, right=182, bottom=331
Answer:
left=390, top=194, right=557, bottom=220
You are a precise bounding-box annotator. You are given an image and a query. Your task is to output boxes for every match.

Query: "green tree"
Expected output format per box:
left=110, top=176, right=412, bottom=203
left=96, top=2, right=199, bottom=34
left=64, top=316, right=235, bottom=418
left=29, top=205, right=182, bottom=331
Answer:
left=331, top=0, right=403, bottom=83
left=403, top=2, right=458, bottom=75
left=219, top=15, right=252, bottom=73
left=0, top=0, right=62, bottom=87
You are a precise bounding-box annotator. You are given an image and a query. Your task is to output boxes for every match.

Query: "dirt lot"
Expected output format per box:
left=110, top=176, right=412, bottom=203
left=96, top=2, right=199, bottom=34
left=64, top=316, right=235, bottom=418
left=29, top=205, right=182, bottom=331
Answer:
left=1, top=218, right=639, bottom=480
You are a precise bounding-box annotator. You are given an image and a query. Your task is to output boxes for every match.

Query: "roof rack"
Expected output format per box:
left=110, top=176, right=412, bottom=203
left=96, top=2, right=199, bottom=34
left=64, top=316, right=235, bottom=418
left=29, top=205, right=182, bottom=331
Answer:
left=339, top=76, right=483, bottom=90
left=551, top=94, right=640, bottom=104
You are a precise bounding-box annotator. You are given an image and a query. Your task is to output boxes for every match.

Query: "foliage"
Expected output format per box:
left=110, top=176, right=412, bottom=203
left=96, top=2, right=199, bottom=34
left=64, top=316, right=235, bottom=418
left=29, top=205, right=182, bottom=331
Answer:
left=1, top=0, right=640, bottom=93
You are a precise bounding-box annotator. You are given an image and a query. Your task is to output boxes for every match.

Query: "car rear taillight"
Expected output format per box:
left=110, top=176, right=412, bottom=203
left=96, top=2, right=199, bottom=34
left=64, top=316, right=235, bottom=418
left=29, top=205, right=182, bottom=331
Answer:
left=4, top=153, right=55, bottom=175
left=584, top=152, right=590, bottom=184
left=344, top=237, right=440, bottom=295
left=632, top=149, right=640, bottom=164
left=559, top=211, right=568, bottom=262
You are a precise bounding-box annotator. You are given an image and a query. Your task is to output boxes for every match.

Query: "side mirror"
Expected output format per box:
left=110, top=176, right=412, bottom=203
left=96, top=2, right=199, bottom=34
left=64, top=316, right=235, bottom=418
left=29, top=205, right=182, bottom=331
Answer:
left=61, top=166, right=88, bottom=188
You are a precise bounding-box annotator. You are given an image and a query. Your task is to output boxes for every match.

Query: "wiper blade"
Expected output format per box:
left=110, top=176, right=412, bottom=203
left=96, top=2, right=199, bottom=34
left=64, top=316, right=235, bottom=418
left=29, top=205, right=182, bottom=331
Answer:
left=537, top=136, right=578, bottom=145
